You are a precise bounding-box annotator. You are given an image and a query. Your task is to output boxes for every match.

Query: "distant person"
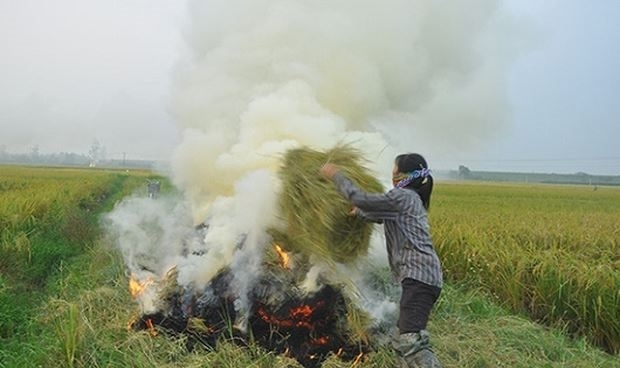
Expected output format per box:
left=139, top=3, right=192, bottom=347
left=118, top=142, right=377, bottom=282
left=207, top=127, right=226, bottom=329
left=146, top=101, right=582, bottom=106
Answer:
left=147, top=180, right=161, bottom=199
left=320, top=153, right=443, bottom=368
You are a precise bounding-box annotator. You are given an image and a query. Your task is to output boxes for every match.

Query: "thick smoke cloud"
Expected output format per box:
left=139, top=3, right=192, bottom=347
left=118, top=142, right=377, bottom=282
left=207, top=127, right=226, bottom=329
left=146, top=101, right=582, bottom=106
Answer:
left=171, top=0, right=517, bottom=219
left=107, top=0, right=520, bottom=321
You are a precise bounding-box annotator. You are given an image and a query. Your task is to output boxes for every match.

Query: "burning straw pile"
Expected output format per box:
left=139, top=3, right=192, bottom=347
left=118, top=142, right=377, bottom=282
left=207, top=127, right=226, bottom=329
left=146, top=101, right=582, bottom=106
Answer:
left=274, top=146, right=383, bottom=264
left=127, top=146, right=388, bottom=367
left=130, top=256, right=375, bottom=368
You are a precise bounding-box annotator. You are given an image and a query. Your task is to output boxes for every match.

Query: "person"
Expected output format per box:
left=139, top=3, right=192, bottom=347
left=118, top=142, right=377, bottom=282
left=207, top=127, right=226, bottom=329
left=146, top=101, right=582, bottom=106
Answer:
left=320, top=153, right=442, bottom=368
left=147, top=179, right=161, bottom=199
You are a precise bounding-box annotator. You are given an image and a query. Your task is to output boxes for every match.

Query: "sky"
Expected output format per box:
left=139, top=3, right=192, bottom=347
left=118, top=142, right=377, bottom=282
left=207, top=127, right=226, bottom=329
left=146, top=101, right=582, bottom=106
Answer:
left=1, top=0, right=619, bottom=175
left=461, top=1, right=620, bottom=175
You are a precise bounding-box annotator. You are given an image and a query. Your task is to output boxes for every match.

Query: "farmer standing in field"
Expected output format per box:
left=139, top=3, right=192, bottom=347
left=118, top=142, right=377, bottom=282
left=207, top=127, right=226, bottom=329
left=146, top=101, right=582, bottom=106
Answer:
left=320, top=153, right=443, bottom=368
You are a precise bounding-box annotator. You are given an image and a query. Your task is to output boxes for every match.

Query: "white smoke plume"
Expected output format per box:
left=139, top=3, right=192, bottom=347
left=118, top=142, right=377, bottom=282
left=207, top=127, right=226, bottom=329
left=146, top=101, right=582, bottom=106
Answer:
left=172, top=0, right=521, bottom=209
left=107, top=0, right=523, bottom=322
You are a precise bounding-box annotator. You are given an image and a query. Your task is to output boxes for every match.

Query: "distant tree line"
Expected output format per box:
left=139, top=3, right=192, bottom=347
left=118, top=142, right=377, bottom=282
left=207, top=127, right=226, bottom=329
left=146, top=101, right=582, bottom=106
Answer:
left=451, top=165, right=620, bottom=186
left=0, top=144, right=155, bottom=169
left=0, top=147, right=90, bottom=166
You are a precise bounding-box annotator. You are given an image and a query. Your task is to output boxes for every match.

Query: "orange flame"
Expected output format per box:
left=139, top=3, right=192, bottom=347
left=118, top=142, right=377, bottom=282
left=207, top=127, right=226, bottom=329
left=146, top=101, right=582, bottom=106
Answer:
left=128, top=275, right=154, bottom=298
left=273, top=244, right=291, bottom=269
left=311, top=336, right=329, bottom=345
left=290, top=305, right=314, bottom=319
left=257, top=301, right=325, bottom=329
left=145, top=318, right=158, bottom=337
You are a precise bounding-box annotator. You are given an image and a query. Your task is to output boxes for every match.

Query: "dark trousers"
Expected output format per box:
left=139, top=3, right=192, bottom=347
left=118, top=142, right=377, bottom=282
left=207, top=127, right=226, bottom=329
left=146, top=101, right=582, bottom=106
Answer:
left=398, top=278, right=442, bottom=334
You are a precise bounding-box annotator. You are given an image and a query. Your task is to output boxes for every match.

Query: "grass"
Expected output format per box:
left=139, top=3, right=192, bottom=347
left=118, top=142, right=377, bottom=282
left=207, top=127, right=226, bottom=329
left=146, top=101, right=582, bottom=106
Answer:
left=432, top=182, right=620, bottom=354
left=0, top=165, right=161, bottom=367
left=4, top=242, right=617, bottom=367
left=432, top=284, right=618, bottom=368
left=0, top=167, right=618, bottom=367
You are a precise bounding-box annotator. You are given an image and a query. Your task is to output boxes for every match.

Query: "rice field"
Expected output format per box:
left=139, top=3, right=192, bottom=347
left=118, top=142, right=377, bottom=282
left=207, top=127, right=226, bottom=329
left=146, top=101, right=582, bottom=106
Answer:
left=1, top=166, right=114, bottom=283
left=0, top=165, right=154, bottom=341
left=432, top=181, right=620, bottom=354
left=0, top=166, right=618, bottom=367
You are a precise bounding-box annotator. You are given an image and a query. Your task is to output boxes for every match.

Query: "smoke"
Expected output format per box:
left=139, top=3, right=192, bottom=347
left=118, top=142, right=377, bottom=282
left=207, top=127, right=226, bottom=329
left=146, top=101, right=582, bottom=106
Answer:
left=107, top=0, right=522, bottom=321
left=103, top=195, right=192, bottom=313
left=104, top=196, right=192, bottom=276
left=172, top=0, right=520, bottom=206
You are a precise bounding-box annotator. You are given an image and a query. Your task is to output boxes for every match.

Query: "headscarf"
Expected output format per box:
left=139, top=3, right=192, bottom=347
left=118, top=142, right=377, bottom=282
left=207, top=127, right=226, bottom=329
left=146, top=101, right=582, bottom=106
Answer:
left=392, top=168, right=432, bottom=188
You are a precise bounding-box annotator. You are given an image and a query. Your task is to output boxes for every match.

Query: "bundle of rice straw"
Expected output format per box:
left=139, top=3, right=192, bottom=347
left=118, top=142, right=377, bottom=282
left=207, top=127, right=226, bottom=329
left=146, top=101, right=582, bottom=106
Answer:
left=275, top=146, right=383, bottom=264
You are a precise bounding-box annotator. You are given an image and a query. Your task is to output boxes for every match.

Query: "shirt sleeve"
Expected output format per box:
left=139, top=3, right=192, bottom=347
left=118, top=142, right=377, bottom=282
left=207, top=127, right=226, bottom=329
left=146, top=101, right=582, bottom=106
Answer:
left=332, top=172, right=400, bottom=221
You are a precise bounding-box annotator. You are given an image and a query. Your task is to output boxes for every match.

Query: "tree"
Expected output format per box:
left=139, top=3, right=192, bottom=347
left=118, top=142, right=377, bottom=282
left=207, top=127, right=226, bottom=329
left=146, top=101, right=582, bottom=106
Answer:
left=30, top=145, right=40, bottom=162
left=458, top=165, right=471, bottom=179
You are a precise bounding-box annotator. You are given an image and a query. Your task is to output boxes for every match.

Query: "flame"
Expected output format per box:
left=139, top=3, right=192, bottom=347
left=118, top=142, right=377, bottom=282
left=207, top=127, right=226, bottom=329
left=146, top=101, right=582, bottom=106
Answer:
left=145, top=318, right=158, bottom=337
left=128, top=317, right=158, bottom=337
left=290, top=305, right=313, bottom=320
left=273, top=244, right=291, bottom=269
left=257, top=301, right=325, bottom=329
left=311, top=336, right=329, bottom=345
left=128, top=275, right=154, bottom=298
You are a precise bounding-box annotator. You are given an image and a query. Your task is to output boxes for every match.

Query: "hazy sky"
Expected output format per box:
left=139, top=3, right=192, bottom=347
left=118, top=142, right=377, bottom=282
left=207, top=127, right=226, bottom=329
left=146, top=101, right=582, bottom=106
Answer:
left=1, top=0, right=619, bottom=174
left=468, top=1, right=620, bottom=175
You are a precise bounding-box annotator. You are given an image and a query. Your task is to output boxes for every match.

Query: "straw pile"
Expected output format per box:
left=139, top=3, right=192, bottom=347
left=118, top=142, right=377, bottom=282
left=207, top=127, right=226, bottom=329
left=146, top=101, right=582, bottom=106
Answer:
left=275, top=146, right=383, bottom=264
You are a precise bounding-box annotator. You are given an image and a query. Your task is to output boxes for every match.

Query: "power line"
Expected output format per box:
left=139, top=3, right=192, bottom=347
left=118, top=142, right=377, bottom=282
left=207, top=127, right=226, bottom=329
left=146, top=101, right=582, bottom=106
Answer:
left=439, top=156, right=620, bottom=163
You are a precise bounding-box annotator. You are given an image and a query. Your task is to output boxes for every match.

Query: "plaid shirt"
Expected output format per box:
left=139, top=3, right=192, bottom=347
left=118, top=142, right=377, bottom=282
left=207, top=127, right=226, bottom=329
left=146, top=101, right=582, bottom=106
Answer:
left=333, top=173, right=443, bottom=288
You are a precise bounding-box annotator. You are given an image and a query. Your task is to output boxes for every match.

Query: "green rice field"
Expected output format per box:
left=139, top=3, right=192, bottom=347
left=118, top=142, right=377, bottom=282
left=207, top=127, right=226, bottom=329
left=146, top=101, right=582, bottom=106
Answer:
left=432, top=182, right=620, bottom=355
left=0, top=165, right=618, bottom=367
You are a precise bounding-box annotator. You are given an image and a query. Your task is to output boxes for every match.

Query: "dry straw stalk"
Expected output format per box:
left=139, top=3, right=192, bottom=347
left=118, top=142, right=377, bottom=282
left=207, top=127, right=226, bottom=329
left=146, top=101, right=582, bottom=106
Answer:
left=275, top=146, right=383, bottom=264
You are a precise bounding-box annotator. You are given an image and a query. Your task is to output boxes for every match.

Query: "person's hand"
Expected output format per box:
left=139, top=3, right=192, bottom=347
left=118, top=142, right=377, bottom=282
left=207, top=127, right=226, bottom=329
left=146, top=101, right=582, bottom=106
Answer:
left=319, top=163, right=339, bottom=179
left=348, top=207, right=359, bottom=216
